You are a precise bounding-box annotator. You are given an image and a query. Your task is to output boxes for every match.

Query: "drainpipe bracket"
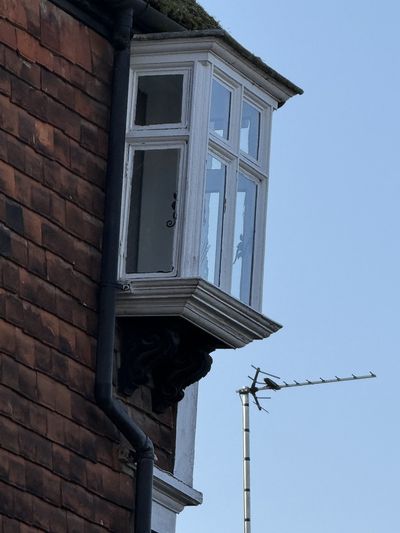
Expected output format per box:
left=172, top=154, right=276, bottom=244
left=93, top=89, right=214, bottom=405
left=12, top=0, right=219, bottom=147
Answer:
left=119, top=445, right=136, bottom=468
left=119, top=444, right=157, bottom=471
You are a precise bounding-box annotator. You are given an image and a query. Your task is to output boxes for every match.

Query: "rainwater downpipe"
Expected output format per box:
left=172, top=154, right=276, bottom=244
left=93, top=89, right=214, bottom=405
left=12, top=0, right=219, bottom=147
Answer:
left=95, top=7, right=154, bottom=533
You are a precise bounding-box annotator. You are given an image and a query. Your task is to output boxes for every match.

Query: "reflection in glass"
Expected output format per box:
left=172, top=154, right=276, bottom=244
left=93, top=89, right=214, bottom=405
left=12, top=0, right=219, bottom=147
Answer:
left=135, top=74, right=184, bottom=126
left=126, top=149, right=180, bottom=273
left=240, top=101, right=260, bottom=159
left=232, top=173, right=257, bottom=304
left=200, top=155, right=227, bottom=285
left=209, top=79, right=231, bottom=140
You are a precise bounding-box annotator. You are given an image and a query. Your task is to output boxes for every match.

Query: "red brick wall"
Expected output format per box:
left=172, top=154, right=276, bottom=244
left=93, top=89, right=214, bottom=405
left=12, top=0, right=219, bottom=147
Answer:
left=0, top=1, right=176, bottom=530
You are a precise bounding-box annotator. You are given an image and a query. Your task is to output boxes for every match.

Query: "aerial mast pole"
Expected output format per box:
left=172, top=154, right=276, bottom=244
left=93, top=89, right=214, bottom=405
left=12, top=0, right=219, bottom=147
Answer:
left=237, top=367, right=376, bottom=533
left=237, top=367, right=269, bottom=533
left=240, top=390, right=251, bottom=533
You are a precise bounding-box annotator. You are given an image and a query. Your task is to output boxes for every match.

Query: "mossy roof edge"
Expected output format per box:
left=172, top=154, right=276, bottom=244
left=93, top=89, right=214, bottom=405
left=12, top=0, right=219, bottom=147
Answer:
left=95, top=0, right=221, bottom=30
left=147, top=0, right=221, bottom=30
left=133, top=30, right=303, bottom=99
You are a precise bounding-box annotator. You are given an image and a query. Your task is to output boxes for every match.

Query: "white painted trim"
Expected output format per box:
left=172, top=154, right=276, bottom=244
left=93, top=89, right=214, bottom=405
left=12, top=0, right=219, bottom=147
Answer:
left=240, top=90, right=271, bottom=173
left=125, top=130, right=190, bottom=142
left=210, top=67, right=241, bottom=152
left=128, top=66, right=192, bottom=131
left=131, top=35, right=291, bottom=105
left=153, top=467, right=203, bottom=508
left=119, top=141, right=187, bottom=280
left=174, top=383, right=198, bottom=486
left=122, top=36, right=278, bottom=314
left=205, top=68, right=271, bottom=311
left=179, top=59, right=212, bottom=278
left=116, top=278, right=281, bottom=348
left=152, top=466, right=203, bottom=533
left=118, top=144, right=133, bottom=279
left=251, top=176, right=268, bottom=311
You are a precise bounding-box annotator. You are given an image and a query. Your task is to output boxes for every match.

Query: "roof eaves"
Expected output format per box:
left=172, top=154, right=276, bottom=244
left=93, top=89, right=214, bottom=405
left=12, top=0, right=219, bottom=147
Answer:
left=133, top=30, right=303, bottom=103
left=95, top=0, right=221, bottom=31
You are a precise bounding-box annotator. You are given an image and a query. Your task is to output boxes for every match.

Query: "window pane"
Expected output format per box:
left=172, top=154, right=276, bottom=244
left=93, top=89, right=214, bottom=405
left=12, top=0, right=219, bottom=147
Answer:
left=126, top=149, right=180, bottom=273
left=200, top=155, right=227, bottom=285
left=240, top=101, right=260, bottom=159
left=209, top=79, right=231, bottom=140
left=232, top=173, right=257, bottom=305
left=135, top=75, right=184, bottom=126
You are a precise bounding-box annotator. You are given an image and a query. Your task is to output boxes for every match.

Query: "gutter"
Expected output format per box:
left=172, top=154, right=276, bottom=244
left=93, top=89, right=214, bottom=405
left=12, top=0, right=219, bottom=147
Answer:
left=94, top=7, right=154, bottom=533
left=48, top=0, right=186, bottom=40
left=97, top=0, right=186, bottom=32
left=130, top=0, right=186, bottom=32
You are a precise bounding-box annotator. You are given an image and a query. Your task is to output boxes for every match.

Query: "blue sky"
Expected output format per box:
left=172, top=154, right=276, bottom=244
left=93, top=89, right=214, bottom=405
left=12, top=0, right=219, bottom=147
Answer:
left=177, top=1, right=399, bottom=532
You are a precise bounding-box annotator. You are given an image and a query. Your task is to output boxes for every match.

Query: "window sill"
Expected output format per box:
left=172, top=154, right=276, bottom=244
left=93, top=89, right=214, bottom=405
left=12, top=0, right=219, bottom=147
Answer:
left=154, top=467, right=203, bottom=511
left=116, top=277, right=281, bottom=348
left=152, top=467, right=202, bottom=533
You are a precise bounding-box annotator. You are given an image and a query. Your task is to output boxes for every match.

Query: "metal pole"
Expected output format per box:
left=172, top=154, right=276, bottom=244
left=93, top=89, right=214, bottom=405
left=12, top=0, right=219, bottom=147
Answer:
left=240, top=390, right=251, bottom=533
left=236, top=368, right=376, bottom=532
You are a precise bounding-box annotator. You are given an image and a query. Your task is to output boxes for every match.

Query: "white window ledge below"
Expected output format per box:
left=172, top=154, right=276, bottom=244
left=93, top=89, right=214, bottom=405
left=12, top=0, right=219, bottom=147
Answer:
left=152, top=467, right=202, bottom=533
left=116, top=277, right=281, bottom=348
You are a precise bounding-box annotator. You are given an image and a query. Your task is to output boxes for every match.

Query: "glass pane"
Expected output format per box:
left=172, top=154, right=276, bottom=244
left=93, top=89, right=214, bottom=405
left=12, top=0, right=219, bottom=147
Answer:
left=126, top=149, right=180, bottom=273
left=209, top=79, right=231, bottom=140
left=240, top=101, right=260, bottom=159
left=200, top=155, right=227, bottom=285
left=232, top=173, right=257, bottom=305
left=135, top=75, right=184, bottom=126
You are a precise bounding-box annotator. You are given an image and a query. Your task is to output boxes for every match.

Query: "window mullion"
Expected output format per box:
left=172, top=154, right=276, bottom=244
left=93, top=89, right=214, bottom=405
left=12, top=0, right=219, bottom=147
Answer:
left=233, top=84, right=243, bottom=153
left=219, top=157, right=237, bottom=294
left=250, top=173, right=268, bottom=309
left=119, top=145, right=134, bottom=279
left=218, top=82, right=241, bottom=295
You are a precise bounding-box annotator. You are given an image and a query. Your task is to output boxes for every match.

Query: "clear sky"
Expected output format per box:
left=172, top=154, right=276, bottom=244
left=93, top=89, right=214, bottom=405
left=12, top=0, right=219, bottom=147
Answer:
left=177, top=1, right=399, bottom=532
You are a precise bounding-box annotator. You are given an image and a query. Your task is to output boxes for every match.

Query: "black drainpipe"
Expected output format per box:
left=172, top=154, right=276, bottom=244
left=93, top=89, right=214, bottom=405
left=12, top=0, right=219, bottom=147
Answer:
left=95, top=7, right=154, bottom=533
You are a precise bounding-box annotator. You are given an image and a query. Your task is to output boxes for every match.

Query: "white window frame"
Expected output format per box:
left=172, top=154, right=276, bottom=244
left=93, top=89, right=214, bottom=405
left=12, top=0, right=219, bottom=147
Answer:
left=201, top=65, right=272, bottom=308
left=119, top=140, right=187, bottom=280
left=240, top=90, right=269, bottom=168
left=119, top=63, right=193, bottom=281
left=208, top=70, right=241, bottom=151
left=119, top=51, right=274, bottom=311
left=202, top=147, right=233, bottom=292
left=127, top=66, right=192, bottom=133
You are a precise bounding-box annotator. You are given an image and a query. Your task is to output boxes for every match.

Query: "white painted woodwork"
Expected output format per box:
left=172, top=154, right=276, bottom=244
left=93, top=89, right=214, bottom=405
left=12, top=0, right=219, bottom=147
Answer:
left=116, top=278, right=281, bottom=348
left=152, top=466, right=203, bottom=533
left=119, top=34, right=286, bottom=317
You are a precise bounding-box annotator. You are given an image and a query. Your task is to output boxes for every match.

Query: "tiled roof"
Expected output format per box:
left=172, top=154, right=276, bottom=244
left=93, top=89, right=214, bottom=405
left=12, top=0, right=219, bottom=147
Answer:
left=90, top=0, right=302, bottom=99
left=147, top=0, right=221, bottom=30
left=95, top=0, right=221, bottom=30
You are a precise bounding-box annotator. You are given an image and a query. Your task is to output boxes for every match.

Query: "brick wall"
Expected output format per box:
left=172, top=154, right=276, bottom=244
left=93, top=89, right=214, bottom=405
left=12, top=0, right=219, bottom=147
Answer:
left=0, top=1, right=176, bottom=530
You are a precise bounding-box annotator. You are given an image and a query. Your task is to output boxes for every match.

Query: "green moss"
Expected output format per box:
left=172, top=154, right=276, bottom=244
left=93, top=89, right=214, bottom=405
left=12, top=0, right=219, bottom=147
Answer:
left=148, top=0, right=221, bottom=30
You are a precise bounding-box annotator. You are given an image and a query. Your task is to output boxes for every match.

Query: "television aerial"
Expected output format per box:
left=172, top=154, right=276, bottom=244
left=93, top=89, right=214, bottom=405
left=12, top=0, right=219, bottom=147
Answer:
left=236, top=366, right=376, bottom=533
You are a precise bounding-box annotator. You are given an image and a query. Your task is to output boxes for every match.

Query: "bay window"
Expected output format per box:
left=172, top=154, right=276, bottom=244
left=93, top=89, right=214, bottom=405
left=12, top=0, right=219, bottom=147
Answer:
left=117, top=32, right=300, bottom=349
